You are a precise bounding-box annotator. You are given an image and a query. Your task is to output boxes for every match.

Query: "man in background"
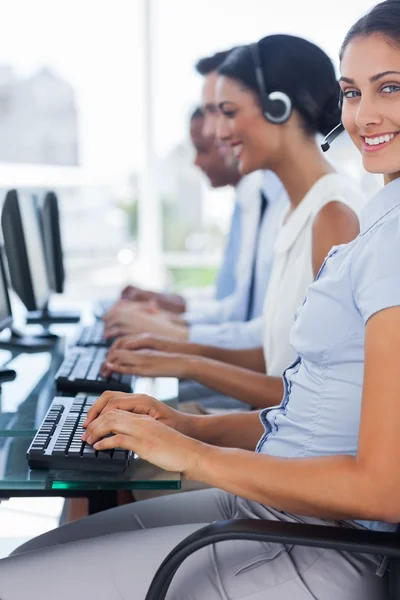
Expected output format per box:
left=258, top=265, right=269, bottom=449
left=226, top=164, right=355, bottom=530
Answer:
left=106, top=49, right=284, bottom=351
left=120, top=98, right=243, bottom=312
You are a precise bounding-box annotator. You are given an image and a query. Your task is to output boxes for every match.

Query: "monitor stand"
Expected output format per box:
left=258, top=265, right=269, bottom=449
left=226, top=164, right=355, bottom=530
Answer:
left=26, top=304, right=80, bottom=325
left=0, top=327, right=58, bottom=353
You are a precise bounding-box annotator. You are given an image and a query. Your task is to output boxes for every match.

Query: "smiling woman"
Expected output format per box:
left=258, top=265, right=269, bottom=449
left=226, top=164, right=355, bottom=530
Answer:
left=339, top=7, right=400, bottom=182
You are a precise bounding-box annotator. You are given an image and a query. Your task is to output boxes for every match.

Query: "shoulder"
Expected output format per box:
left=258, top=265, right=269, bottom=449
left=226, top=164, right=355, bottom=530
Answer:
left=311, top=173, right=367, bottom=217
left=312, top=201, right=360, bottom=244
left=351, top=212, right=400, bottom=322
left=352, top=210, right=400, bottom=275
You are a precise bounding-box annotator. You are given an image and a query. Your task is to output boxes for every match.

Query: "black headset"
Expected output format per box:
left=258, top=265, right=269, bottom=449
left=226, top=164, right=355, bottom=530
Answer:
left=321, top=91, right=345, bottom=152
left=249, top=43, right=292, bottom=125
left=250, top=41, right=345, bottom=149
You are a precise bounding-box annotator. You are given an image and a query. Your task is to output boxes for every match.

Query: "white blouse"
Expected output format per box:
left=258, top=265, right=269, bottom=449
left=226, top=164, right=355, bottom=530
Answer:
left=262, top=173, right=366, bottom=377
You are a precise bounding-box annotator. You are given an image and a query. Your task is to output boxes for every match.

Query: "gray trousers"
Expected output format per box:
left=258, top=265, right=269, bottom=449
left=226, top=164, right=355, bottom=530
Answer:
left=179, top=380, right=252, bottom=411
left=0, top=489, right=388, bottom=599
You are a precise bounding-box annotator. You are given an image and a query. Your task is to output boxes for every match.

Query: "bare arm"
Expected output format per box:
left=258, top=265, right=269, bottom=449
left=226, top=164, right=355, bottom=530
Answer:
left=110, top=335, right=266, bottom=373
left=84, top=391, right=264, bottom=452
left=185, top=308, right=400, bottom=522
left=188, top=410, right=264, bottom=450
left=185, top=356, right=283, bottom=409
left=103, top=349, right=280, bottom=408
left=312, top=201, right=360, bottom=277
left=196, top=345, right=266, bottom=372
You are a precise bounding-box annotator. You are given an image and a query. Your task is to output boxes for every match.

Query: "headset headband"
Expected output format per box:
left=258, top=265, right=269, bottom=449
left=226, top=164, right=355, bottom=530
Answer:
left=249, top=43, right=270, bottom=111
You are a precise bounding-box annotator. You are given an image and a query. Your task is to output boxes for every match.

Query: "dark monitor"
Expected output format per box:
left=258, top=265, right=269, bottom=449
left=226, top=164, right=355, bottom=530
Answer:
left=37, top=191, right=65, bottom=294
left=0, top=247, right=13, bottom=333
left=1, top=190, right=80, bottom=325
left=0, top=244, right=52, bottom=356
left=1, top=190, right=50, bottom=313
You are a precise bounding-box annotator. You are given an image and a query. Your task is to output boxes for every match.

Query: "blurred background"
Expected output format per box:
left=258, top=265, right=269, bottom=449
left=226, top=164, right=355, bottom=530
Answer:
left=0, top=0, right=381, bottom=305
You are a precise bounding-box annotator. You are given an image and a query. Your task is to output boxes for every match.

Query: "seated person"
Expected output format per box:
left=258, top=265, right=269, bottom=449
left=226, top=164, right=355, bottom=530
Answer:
left=102, top=53, right=289, bottom=351
left=124, top=82, right=246, bottom=314
left=1, top=19, right=397, bottom=600
left=100, top=31, right=365, bottom=411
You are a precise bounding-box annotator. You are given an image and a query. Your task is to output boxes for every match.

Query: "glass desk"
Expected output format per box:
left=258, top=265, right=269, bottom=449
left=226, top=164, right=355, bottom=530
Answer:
left=0, top=323, right=180, bottom=512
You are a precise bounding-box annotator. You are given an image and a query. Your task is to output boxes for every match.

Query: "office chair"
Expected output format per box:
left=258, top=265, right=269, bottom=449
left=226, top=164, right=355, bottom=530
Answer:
left=145, top=519, right=400, bottom=599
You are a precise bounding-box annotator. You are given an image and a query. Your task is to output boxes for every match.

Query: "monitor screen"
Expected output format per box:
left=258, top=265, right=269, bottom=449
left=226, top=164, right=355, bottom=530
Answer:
left=18, top=191, right=50, bottom=310
left=0, top=247, right=13, bottom=333
left=1, top=190, right=50, bottom=311
left=38, top=192, right=65, bottom=294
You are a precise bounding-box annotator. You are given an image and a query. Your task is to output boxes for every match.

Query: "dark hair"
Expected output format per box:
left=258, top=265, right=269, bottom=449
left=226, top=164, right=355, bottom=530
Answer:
left=218, top=34, right=340, bottom=136
left=195, top=48, right=236, bottom=76
left=190, top=107, right=204, bottom=122
left=340, top=0, right=400, bottom=60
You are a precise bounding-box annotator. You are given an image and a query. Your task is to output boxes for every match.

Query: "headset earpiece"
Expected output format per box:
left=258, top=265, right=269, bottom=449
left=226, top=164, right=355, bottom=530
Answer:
left=250, top=43, right=292, bottom=125
left=265, top=91, right=292, bottom=124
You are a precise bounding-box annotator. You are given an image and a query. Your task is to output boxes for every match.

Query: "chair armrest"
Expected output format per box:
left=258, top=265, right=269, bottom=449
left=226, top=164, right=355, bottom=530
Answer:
left=145, top=518, right=400, bottom=600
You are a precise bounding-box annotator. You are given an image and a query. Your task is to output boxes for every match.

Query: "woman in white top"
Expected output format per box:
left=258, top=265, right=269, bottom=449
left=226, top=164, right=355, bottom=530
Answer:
left=100, top=36, right=365, bottom=410
left=263, top=172, right=365, bottom=376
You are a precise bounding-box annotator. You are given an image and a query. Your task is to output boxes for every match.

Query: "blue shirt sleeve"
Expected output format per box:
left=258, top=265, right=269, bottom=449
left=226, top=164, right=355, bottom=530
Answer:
left=351, top=215, right=400, bottom=324
left=189, top=316, right=263, bottom=349
left=214, top=201, right=242, bottom=300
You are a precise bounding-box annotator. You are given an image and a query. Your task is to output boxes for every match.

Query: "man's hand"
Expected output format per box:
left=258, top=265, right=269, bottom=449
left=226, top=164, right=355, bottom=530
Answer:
left=121, top=286, right=155, bottom=302
left=120, top=286, right=186, bottom=314
left=103, top=301, right=189, bottom=341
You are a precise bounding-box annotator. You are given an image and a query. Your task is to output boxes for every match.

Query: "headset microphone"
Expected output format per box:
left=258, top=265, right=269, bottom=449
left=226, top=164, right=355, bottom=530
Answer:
left=321, top=123, right=345, bottom=152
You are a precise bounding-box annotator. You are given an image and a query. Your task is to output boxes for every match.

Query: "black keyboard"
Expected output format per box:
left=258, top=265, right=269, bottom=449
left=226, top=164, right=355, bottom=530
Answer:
left=27, top=395, right=132, bottom=472
left=76, top=321, right=110, bottom=347
left=55, top=346, right=134, bottom=395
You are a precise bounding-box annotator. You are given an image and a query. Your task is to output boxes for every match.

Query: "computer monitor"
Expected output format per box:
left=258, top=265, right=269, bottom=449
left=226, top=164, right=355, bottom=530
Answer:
left=2, top=189, right=50, bottom=313
left=37, top=191, right=65, bottom=295
left=2, top=190, right=80, bottom=325
left=0, top=246, right=13, bottom=334
left=0, top=243, right=53, bottom=355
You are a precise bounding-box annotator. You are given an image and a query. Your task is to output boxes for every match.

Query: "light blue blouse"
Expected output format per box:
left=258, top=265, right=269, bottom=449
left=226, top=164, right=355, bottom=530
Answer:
left=257, top=176, right=400, bottom=532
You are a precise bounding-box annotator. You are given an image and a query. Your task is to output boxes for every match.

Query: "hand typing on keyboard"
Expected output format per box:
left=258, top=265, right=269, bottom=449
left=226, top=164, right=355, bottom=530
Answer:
left=102, top=300, right=189, bottom=341
left=27, top=395, right=132, bottom=472
left=101, top=347, right=192, bottom=379
left=82, top=391, right=201, bottom=475
left=106, top=333, right=197, bottom=358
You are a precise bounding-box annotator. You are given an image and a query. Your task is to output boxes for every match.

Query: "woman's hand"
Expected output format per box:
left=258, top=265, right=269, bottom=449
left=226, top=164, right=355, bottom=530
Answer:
left=101, top=349, right=194, bottom=378
left=107, top=333, right=197, bottom=356
left=102, top=301, right=188, bottom=340
left=82, top=392, right=205, bottom=474
left=83, top=391, right=190, bottom=435
left=85, top=410, right=205, bottom=475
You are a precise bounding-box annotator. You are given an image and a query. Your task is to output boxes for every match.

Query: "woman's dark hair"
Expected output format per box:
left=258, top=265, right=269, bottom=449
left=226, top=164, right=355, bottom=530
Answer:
left=218, top=34, right=340, bottom=136
left=195, top=48, right=236, bottom=76
left=340, top=0, right=400, bottom=61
